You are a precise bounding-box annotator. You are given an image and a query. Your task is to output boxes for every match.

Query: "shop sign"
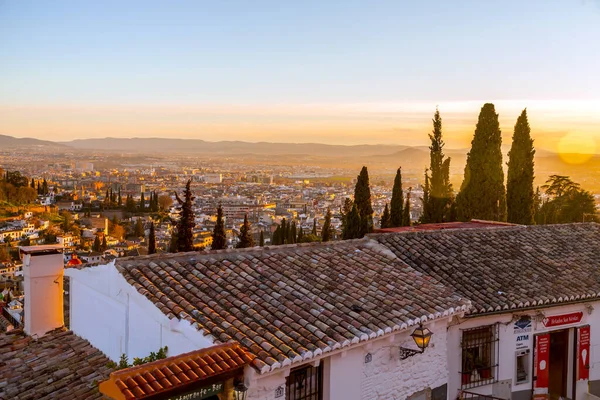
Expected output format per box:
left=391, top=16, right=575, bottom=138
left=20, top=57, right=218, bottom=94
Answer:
left=168, top=382, right=224, bottom=400
left=514, top=316, right=532, bottom=350
left=578, top=325, right=591, bottom=381
left=542, top=311, right=583, bottom=328
left=534, top=334, right=550, bottom=390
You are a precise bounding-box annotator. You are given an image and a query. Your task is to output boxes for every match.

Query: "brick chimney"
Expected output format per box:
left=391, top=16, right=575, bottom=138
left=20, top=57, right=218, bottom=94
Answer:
left=20, top=245, right=64, bottom=337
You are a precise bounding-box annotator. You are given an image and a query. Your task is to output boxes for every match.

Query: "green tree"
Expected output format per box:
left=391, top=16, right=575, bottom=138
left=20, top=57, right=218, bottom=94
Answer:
left=456, top=103, right=506, bottom=221
left=507, top=109, right=535, bottom=224
left=259, top=230, right=265, bottom=247
left=60, top=211, right=72, bottom=232
left=289, top=221, right=297, bottom=244
left=281, top=218, right=287, bottom=244
left=536, top=175, right=596, bottom=224
left=297, top=226, right=304, bottom=242
left=380, top=203, right=391, bottom=229
left=174, top=180, right=195, bottom=252
left=168, top=230, right=178, bottom=253
left=148, top=222, right=156, bottom=254
left=211, top=204, right=227, bottom=250
left=342, top=204, right=361, bottom=240
left=354, top=166, right=374, bottom=236
left=422, top=108, right=454, bottom=223
left=236, top=214, right=254, bottom=248
left=117, top=188, right=122, bottom=207
left=101, top=235, right=107, bottom=251
left=390, top=168, right=404, bottom=227
left=272, top=225, right=282, bottom=245
left=321, top=208, right=332, bottom=242
left=134, top=218, right=145, bottom=237
left=139, top=192, right=145, bottom=212
left=93, top=235, right=101, bottom=252
left=402, top=189, right=412, bottom=226
left=311, top=218, right=317, bottom=236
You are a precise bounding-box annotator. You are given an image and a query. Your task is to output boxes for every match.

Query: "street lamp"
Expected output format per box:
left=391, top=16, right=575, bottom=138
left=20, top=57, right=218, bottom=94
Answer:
left=233, top=381, right=248, bottom=400
left=399, top=323, right=433, bottom=360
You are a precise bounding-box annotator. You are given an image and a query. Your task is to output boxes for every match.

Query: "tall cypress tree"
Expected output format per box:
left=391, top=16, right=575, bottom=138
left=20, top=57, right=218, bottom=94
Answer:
left=321, top=208, right=332, bottom=242
left=281, top=218, right=287, bottom=244
left=380, top=203, right=391, bottom=229
left=273, top=225, right=282, bottom=245
left=101, top=235, right=107, bottom=251
left=390, top=168, right=404, bottom=227
left=236, top=214, right=254, bottom=248
left=507, top=109, right=535, bottom=224
left=342, top=204, right=360, bottom=240
left=289, top=221, right=297, bottom=244
left=118, top=188, right=122, bottom=207
left=148, top=222, right=156, bottom=254
left=456, top=103, right=507, bottom=221
left=312, top=218, right=317, bottom=236
left=93, top=236, right=101, bottom=252
left=422, top=108, right=454, bottom=223
left=402, top=189, right=412, bottom=226
left=354, top=166, right=373, bottom=237
left=174, top=180, right=195, bottom=252
left=259, top=231, right=265, bottom=247
left=297, top=227, right=304, bottom=243
left=140, top=192, right=145, bottom=212
left=211, top=204, right=226, bottom=250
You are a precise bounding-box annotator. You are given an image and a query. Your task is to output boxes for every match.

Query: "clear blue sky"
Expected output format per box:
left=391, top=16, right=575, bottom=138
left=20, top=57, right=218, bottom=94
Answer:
left=0, top=0, right=599, bottom=146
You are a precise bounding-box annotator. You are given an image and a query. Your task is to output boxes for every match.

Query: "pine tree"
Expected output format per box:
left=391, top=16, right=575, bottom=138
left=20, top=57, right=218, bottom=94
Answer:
left=259, top=231, right=265, bottom=247
left=148, top=222, right=156, bottom=254
left=390, top=168, right=404, bottom=227
left=211, top=204, right=226, bottom=250
left=380, top=203, right=391, bottom=229
left=342, top=204, right=360, bottom=240
left=312, top=218, right=317, bottom=236
left=236, top=214, right=254, bottom=248
left=402, top=189, right=412, bottom=226
left=174, top=180, right=195, bottom=252
left=321, top=208, right=332, bottom=242
left=507, top=109, right=535, bottom=225
left=456, top=103, right=507, bottom=221
left=354, top=166, right=373, bottom=237
left=422, top=108, right=454, bottom=223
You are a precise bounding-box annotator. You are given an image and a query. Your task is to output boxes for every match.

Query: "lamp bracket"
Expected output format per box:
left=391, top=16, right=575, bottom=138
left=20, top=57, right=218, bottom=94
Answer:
left=399, top=346, right=424, bottom=360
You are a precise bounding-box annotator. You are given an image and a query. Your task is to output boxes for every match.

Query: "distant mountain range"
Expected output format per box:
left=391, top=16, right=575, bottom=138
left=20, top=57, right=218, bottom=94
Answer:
left=0, top=134, right=66, bottom=148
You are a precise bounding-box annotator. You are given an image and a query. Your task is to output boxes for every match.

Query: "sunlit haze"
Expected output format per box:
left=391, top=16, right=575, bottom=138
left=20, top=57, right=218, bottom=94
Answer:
left=1, top=0, right=599, bottom=152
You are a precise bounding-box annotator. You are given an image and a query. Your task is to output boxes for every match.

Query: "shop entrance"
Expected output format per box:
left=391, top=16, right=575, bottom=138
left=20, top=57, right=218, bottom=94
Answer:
left=548, top=329, right=568, bottom=400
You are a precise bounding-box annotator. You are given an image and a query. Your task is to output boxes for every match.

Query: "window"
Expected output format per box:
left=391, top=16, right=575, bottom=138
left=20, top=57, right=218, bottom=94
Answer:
left=286, top=364, right=323, bottom=400
left=460, top=324, right=499, bottom=389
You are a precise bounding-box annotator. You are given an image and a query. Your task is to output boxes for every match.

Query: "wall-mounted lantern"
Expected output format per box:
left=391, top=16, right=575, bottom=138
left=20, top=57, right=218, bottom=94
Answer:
left=399, top=323, right=433, bottom=360
left=234, top=382, right=248, bottom=400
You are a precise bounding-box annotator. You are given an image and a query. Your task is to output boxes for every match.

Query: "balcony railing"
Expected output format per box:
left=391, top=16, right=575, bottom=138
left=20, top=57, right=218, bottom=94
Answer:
left=458, top=390, right=507, bottom=400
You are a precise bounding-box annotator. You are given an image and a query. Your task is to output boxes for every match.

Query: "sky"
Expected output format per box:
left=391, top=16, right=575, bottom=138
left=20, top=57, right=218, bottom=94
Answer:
left=1, top=0, right=599, bottom=151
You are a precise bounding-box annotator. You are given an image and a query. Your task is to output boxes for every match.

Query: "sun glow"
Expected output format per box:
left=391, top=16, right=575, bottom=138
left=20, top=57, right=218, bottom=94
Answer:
left=557, top=133, right=596, bottom=164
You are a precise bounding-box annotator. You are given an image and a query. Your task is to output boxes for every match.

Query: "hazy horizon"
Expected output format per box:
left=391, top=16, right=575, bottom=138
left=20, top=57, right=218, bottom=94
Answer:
left=1, top=1, right=599, bottom=154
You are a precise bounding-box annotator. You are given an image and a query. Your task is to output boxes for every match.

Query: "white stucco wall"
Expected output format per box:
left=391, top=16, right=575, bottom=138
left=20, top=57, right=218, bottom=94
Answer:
left=447, top=302, right=600, bottom=400
left=247, top=319, right=450, bottom=400
left=66, top=262, right=213, bottom=362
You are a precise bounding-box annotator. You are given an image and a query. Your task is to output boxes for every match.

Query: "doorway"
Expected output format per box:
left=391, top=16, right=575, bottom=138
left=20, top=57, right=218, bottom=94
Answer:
left=548, top=330, right=568, bottom=400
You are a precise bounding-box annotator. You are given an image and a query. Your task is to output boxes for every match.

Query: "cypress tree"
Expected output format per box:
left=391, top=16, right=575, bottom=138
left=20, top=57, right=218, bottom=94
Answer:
left=342, top=204, right=360, bottom=240
left=259, top=231, right=265, bottom=247
left=168, top=231, right=178, bottom=253
left=175, top=180, right=195, bottom=252
left=312, top=218, right=317, bottom=236
left=93, top=236, right=101, bottom=252
left=273, top=225, right=282, bottom=245
left=402, top=189, right=412, bottom=226
left=134, top=218, right=144, bottom=237
left=101, top=235, right=107, bottom=251
left=42, top=178, right=48, bottom=195
left=236, top=214, right=254, bottom=248
left=321, top=208, right=332, bottom=242
left=456, top=103, right=507, bottom=221
left=281, top=219, right=287, bottom=244
left=354, top=166, right=373, bottom=236
left=297, top=226, right=304, bottom=242
left=390, top=168, right=404, bottom=227
left=140, top=192, right=145, bottom=212
left=148, top=222, right=156, bottom=254
left=289, top=221, right=297, bottom=244
left=118, top=188, right=122, bottom=207
left=380, top=204, right=391, bottom=229
left=30, top=178, right=35, bottom=189
left=507, top=109, right=535, bottom=224
left=423, top=108, right=454, bottom=223
left=211, top=204, right=226, bottom=250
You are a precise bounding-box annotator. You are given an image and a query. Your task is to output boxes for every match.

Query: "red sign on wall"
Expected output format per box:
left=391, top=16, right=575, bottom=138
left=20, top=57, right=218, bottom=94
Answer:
left=535, top=334, right=550, bottom=390
left=578, top=325, right=591, bottom=381
left=542, top=312, right=583, bottom=328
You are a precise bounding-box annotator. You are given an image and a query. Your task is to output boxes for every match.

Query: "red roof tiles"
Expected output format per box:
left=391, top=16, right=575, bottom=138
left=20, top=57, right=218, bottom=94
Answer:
left=99, top=343, right=253, bottom=400
left=373, top=219, right=515, bottom=233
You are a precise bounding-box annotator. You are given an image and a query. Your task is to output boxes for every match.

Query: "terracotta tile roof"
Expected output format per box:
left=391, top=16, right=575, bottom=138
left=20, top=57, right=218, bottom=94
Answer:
left=373, top=223, right=600, bottom=315
left=0, top=328, right=114, bottom=400
left=99, top=343, right=253, bottom=400
left=116, top=239, right=468, bottom=374
left=374, top=219, right=515, bottom=233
